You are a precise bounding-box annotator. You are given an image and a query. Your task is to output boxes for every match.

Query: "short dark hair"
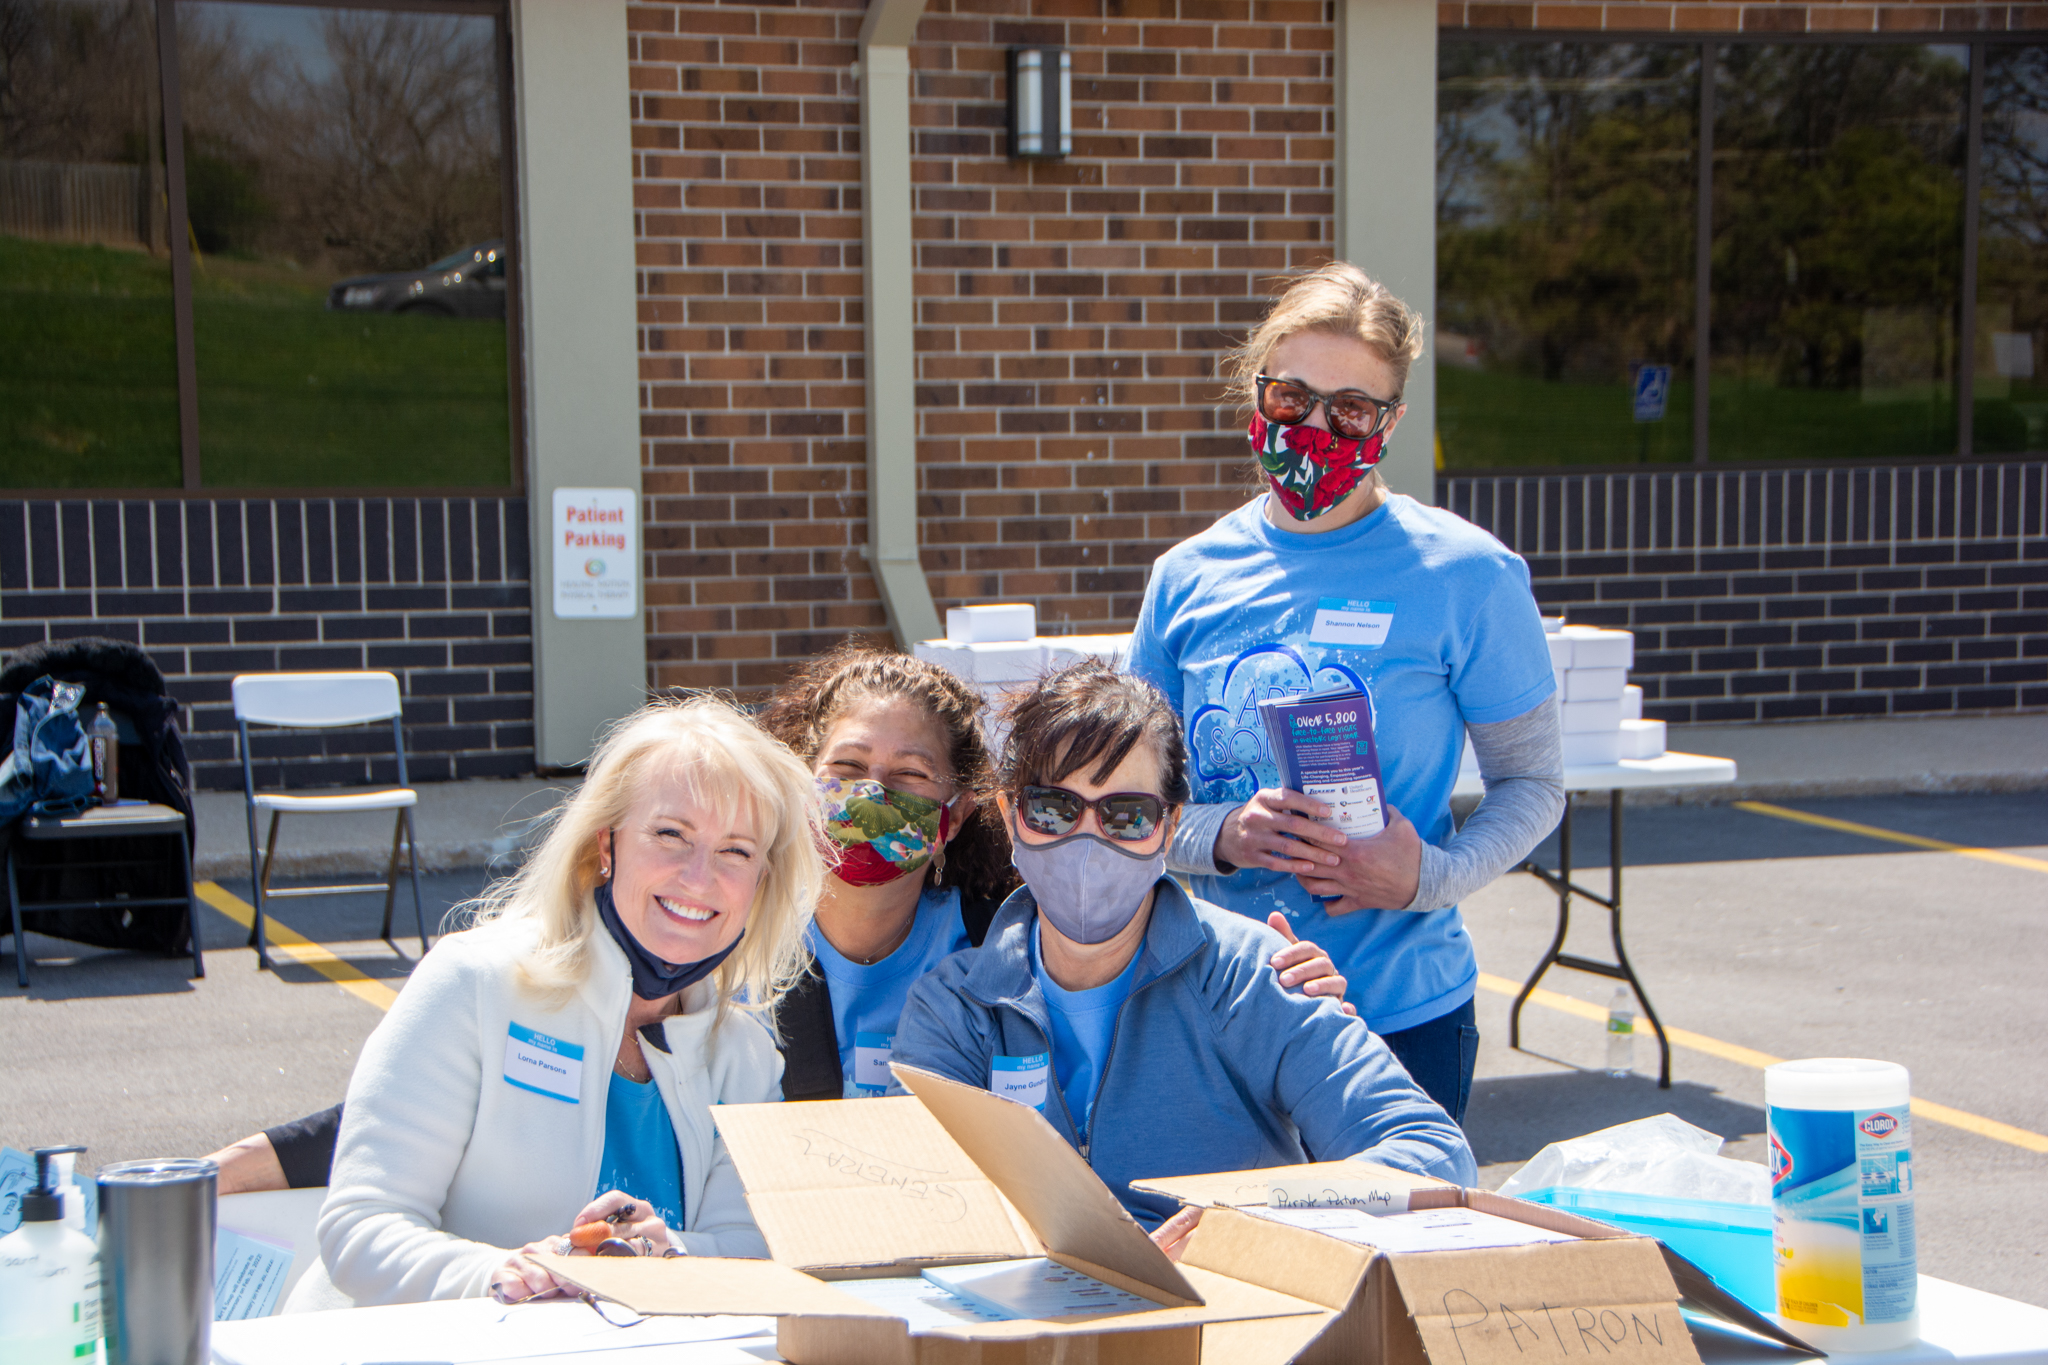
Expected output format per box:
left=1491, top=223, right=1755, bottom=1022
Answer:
left=1000, top=660, right=1191, bottom=805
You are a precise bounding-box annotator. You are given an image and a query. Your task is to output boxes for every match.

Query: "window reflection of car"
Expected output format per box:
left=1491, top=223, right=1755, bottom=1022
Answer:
left=326, top=241, right=507, bottom=319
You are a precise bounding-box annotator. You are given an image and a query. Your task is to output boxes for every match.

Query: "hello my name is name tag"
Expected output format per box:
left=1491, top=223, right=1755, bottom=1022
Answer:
left=1307, top=598, right=1395, bottom=649
left=504, top=1021, right=583, bottom=1103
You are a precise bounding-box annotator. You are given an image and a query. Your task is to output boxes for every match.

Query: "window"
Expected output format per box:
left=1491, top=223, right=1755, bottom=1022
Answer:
left=0, top=0, right=516, bottom=492
left=1438, top=36, right=2041, bottom=470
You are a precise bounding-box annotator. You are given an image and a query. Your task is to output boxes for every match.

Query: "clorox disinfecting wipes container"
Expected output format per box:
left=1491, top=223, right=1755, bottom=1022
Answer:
left=1765, top=1058, right=1918, bottom=1351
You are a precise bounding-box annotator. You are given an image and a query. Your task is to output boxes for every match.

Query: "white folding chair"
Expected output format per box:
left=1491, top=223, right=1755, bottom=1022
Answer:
left=232, top=672, right=428, bottom=971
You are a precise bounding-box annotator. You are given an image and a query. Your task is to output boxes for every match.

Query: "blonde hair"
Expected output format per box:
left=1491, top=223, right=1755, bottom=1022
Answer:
left=467, top=694, right=825, bottom=1022
left=1224, top=262, right=1427, bottom=499
left=1227, top=261, right=1427, bottom=407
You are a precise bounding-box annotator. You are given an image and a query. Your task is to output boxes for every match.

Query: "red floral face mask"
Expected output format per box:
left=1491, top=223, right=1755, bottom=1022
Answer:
left=1249, top=411, right=1385, bottom=521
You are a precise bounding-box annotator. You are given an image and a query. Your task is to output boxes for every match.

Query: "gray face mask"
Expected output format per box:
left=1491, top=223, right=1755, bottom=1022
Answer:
left=1008, top=817, right=1167, bottom=946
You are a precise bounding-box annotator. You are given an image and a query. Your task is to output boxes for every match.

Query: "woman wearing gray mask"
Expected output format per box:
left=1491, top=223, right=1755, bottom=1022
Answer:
left=891, top=660, right=1475, bottom=1241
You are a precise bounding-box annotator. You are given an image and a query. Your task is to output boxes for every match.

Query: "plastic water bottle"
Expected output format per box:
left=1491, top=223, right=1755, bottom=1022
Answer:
left=1605, top=986, right=1635, bottom=1077
left=90, top=703, right=119, bottom=804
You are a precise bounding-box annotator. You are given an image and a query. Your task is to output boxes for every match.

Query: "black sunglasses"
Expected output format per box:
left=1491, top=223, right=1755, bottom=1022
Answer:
left=1255, top=374, right=1400, bottom=441
left=1018, top=786, right=1169, bottom=843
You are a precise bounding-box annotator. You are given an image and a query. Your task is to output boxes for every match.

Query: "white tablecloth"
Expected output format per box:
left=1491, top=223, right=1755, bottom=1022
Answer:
left=1451, top=749, right=1737, bottom=800
left=211, top=1276, right=2048, bottom=1365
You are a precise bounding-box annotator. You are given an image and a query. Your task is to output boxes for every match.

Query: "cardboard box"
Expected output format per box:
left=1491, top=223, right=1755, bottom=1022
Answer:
left=1564, top=667, right=1628, bottom=702
left=1547, top=634, right=1576, bottom=670
left=1045, top=632, right=1133, bottom=671
left=1560, top=626, right=1635, bottom=670
left=1134, top=1166, right=1819, bottom=1365
left=947, top=603, right=1038, bottom=643
left=1622, top=684, right=1644, bottom=721
left=1619, top=718, right=1667, bottom=759
left=549, top=1068, right=1366, bottom=1364
left=1562, top=698, right=1625, bottom=734
left=1564, top=729, right=1624, bottom=766
left=961, top=640, right=1047, bottom=683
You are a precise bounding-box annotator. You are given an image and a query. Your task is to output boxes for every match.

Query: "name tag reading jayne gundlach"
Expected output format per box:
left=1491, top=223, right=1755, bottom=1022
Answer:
left=990, top=1052, right=1050, bottom=1111
left=504, top=1022, right=584, bottom=1102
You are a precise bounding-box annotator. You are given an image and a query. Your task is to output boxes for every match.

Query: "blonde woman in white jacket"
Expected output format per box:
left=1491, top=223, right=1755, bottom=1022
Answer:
left=291, top=695, right=826, bottom=1310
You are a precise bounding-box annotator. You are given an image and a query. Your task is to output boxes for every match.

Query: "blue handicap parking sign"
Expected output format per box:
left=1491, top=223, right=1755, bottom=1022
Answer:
left=1632, top=364, right=1671, bottom=422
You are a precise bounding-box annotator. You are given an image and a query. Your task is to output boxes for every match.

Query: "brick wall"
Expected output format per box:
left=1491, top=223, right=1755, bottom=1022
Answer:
left=0, top=498, right=534, bottom=790
left=1439, top=0, right=2048, bottom=33
left=628, top=0, right=1335, bottom=696
left=1443, top=462, right=2048, bottom=721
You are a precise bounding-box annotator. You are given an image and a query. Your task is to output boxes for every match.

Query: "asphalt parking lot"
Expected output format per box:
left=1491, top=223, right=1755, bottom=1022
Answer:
left=3, top=792, right=2043, bottom=1306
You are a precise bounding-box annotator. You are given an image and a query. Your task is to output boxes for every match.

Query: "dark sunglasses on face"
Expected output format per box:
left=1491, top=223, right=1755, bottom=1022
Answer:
left=1018, top=785, right=1169, bottom=843
left=1255, top=374, right=1400, bottom=441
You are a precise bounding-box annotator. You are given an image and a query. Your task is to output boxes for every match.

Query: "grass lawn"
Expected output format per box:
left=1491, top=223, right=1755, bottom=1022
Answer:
left=1438, top=362, right=1978, bottom=470
left=1, top=235, right=514, bottom=490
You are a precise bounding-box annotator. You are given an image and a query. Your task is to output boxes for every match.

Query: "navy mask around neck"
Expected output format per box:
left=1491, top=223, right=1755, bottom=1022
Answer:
left=594, top=876, right=743, bottom=1001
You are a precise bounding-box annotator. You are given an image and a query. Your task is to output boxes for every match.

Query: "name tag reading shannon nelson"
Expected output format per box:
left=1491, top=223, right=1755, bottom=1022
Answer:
left=504, top=1022, right=584, bottom=1103
left=1268, top=1177, right=1411, bottom=1215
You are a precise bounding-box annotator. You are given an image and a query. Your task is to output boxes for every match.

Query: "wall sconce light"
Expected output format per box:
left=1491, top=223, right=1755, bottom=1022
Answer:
left=1008, top=47, right=1071, bottom=159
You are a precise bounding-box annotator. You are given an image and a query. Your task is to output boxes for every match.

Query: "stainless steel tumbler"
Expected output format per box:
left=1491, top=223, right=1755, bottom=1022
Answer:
left=97, top=1157, right=216, bottom=1365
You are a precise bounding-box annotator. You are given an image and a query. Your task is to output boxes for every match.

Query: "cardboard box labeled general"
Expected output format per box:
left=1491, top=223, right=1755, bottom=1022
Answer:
left=546, top=1067, right=1366, bottom=1365
left=1135, top=1164, right=1820, bottom=1365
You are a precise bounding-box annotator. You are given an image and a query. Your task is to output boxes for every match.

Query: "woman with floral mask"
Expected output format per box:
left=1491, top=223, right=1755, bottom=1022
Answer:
left=1125, top=262, right=1565, bottom=1125
left=891, top=661, right=1474, bottom=1232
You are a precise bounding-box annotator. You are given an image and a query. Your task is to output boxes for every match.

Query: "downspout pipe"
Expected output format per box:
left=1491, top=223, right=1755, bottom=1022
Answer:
left=859, top=0, right=944, bottom=648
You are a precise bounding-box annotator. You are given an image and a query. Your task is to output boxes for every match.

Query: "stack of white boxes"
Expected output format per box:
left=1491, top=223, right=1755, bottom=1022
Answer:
left=1550, top=623, right=1665, bottom=764
left=1459, top=623, right=1665, bottom=774
left=912, top=605, right=1130, bottom=719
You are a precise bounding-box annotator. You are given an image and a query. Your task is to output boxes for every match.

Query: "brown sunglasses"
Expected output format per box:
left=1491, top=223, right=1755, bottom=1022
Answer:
left=1256, top=375, right=1400, bottom=440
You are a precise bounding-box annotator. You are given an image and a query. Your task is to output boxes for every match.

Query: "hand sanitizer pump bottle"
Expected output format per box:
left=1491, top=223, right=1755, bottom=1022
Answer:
left=0, top=1145, right=103, bottom=1365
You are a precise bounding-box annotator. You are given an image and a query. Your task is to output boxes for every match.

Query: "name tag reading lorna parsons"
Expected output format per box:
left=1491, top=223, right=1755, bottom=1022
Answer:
left=504, top=1022, right=584, bottom=1103
left=1308, top=597, right=1395, bottom=650
left=990, top=1052, right=1050, bottom=1111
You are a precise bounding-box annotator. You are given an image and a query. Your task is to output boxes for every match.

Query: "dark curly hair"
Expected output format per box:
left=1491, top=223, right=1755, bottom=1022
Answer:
left=756, top=638, right=1017, bottom=907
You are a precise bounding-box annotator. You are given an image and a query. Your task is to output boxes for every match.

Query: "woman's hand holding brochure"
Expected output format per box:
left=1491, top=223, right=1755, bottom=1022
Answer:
left=1292, top=806, right=1423, bottom=915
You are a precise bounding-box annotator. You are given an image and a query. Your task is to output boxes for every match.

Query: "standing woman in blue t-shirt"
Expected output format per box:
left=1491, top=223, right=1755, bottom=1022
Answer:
left=1127, top=262, right=1566, bottom=1122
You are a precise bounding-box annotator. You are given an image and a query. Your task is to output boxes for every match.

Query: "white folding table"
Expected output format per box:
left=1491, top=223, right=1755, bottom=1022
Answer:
left=1454, top=751, right=1738, bottom=1089
left=209, top=1275, right=2048, bottom=1364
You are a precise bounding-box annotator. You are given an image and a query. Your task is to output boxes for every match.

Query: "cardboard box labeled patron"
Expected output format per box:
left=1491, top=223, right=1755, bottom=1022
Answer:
left=543, top=1066, right=1365, bottom=1365
left=1134, top=1163, right=1818, bottom=1365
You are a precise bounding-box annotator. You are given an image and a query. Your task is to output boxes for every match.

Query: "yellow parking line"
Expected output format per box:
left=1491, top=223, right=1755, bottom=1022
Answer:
left=1476, top=972, right=2048, bottom=1154
left=194, top=882, right=397, bottom=1012
left=1734, top=801, right=2048, bottom=874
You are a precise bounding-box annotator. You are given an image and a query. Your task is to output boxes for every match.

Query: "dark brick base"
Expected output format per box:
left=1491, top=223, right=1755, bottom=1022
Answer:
left=1443, top=462, right=2048, bottom=723
left=0, top=498, right=535, bottom=789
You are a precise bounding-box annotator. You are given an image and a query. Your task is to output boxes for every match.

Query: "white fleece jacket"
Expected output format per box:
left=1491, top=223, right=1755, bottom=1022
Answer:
left=291, top=919, right=779, bottom=1309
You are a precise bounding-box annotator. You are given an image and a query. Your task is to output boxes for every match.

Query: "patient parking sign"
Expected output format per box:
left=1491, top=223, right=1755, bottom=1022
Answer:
left=552, top=487, right=637, bottom=620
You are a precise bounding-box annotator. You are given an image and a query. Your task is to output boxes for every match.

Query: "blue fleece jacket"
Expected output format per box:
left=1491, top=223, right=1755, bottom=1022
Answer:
left=892, top=878, right=1478, bottom=1228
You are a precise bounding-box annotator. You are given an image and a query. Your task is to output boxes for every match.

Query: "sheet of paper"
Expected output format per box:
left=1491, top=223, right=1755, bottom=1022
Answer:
left=920, top=1257, right=1158, bottom=1320
left=208, top=1295, right=773, bottom=1365
left=214, top=1227, right=295, bottom=1320
left=830, top=1275, right=1014, bottom=1332
left=1251, top=1205, right=1578, bottom=1254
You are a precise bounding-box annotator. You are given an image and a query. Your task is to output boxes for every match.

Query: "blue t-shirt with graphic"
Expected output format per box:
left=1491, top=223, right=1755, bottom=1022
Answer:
left=809, top=885, right=972, bottom=1096
left=595, top=1069, right=685, bottom=1232
left=1128, top=493, right=1555, bottom=1034
left=1030, top=922, right=1144, bottom=1139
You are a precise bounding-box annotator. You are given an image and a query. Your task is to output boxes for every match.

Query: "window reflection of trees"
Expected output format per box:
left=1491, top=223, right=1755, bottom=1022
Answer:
left=1437, top=42, right=1698, bottom=467
left=179, top=4, right=501, bottom=275
left=1712, top=46, right=1966, bottom=416
left=1976, top=45, right=2048, bottom=454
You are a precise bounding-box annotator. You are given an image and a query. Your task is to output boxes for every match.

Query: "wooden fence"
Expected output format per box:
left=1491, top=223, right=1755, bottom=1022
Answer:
left=0, top=160, right=146, bottom=246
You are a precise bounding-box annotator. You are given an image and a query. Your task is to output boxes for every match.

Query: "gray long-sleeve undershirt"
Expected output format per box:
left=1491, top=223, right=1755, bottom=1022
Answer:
left=1167, top=695, right=1565, bottom=913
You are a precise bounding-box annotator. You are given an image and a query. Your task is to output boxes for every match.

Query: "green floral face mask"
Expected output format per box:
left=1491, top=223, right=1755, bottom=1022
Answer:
left=817, top=776, right=949, bottom=886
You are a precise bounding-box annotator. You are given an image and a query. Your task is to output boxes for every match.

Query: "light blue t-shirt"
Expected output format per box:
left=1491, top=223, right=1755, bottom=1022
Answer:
left=809, top=885, right=972, bottom=1096
left=1031, top=923, right=1144, bottom=1138
left=1128, top=493, right=1555, bottom=1034
left=595, top=1069, right=685, bottom=1232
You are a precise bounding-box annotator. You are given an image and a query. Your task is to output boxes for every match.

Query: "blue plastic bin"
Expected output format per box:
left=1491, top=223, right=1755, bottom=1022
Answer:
left=1514, top=1186, right=1775, bottom=1315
